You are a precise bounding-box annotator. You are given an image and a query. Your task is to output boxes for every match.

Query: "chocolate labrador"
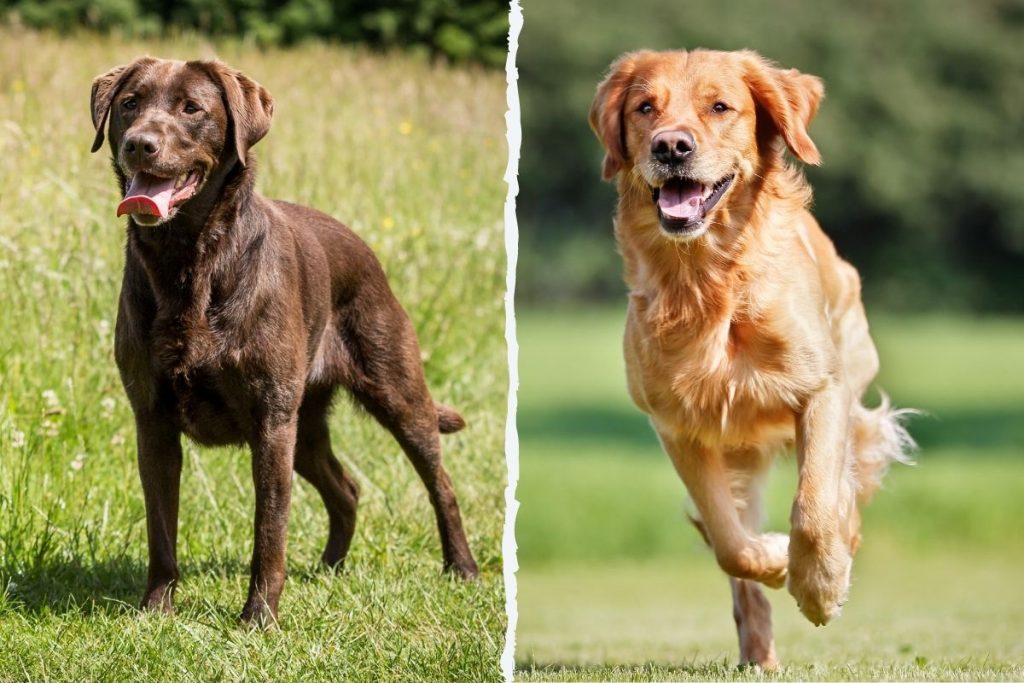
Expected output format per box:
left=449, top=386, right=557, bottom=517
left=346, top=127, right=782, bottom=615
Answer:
left=89, top=57, right=478, bottom=627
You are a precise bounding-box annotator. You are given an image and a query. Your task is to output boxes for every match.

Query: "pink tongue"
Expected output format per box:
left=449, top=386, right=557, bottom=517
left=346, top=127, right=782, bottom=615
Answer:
left=116, top=173, right=176, bottom=219
left=658, top=181, right=704, bottom=221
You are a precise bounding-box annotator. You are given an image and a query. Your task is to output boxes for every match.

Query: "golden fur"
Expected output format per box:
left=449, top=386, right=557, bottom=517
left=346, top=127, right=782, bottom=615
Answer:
left=589, top=49, right=914, bottom=669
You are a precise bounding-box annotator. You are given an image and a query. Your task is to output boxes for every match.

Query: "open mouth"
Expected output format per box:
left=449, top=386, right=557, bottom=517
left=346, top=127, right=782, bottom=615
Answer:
left=116, top=169, right=204, bottom=225
left=652, top=174, right=735, bottom=236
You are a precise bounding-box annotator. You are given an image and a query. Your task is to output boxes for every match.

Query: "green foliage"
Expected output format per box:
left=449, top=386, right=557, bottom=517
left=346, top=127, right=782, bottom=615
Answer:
left=0, top=0, right=509, bottom=66
left=517, top=0, right=1024, bottom=311
left=0, top=29, right=507, bottom=680
left=361, top=0, right=509, bottom=66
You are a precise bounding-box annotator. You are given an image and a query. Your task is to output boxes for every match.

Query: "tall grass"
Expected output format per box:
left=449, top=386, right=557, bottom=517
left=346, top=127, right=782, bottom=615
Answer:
left=0, top=28, right=507, bottom=681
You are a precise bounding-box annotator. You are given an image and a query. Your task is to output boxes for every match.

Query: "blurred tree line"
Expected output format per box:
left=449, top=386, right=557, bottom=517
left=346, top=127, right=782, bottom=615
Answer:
left=0, top=0, right=509, bottom=66
left=518, top=0, right=1024, bottom=312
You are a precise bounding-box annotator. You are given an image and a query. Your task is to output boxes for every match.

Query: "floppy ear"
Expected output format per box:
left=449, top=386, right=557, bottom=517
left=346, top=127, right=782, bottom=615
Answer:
left=90, top=58, right=154, bottom=153
left=740, top=51, right=824, bottom=165
left=589, top=52, right=644, bottom=181
left=203, top=62, right=274, bottom=167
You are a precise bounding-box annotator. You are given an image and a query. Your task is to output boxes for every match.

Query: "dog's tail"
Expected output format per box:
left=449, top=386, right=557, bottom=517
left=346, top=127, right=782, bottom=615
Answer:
left=436, top=403, right=466, bottom=434
left=850, top=393, right=917, bottom=504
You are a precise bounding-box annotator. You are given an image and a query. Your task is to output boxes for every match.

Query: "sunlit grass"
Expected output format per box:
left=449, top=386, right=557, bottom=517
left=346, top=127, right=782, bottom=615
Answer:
left=0, top=28, right=507, bottom=682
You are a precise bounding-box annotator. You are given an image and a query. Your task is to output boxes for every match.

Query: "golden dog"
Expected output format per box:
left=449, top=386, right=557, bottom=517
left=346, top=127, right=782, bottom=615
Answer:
left=589, top=49, right=914, bottom=668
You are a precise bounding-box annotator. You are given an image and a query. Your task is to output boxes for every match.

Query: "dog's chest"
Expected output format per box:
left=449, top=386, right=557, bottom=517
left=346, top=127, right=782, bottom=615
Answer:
left=171, top=366, right=248, bottom=446
left=626, top=309, right=818, bottom=447
left=149, top=301, right=253, bottom=445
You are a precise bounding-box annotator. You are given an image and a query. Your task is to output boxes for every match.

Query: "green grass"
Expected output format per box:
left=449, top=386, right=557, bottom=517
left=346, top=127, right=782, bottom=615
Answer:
left=514, top=307, right=1024, bottom=681
left=0, top=29, right=507, bottom=682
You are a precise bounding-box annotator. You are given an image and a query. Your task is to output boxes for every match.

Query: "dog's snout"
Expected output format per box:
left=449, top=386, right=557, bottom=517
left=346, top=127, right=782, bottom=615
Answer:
left=651, top=130, right=696, bottom=165
left=123, top=131, right=161, bottom=165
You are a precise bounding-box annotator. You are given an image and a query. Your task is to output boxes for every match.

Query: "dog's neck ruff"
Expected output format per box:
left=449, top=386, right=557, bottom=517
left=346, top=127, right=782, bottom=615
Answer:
left=615, top=158, right=808, bottom=331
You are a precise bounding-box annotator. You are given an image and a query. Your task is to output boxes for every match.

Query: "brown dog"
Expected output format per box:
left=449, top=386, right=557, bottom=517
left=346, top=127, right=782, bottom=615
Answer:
left=90, top=57, right=478, bottom=627
left=589, top=49, right=914, bottom=668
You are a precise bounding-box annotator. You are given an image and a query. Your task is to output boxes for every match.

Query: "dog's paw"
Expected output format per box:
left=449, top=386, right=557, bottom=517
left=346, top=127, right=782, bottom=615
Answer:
left=755, top=532, right=789, bottom=589
left=444, top=557, right=480, bottom=581
left=786, top=530, right=851, bottom=626
left=737, top=655, right=779, bottom=673
left=240, top=600, right=280, bottom=631
left=139, top=584, right=175, bottom=615
left=714, top=533, right=789, bottom=588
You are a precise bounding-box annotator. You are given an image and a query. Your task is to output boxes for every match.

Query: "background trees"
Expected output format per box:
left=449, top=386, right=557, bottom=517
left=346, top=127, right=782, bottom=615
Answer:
left=517, top=0, right=1024, bottom=311
left=0, top=0, right=509, bottom=66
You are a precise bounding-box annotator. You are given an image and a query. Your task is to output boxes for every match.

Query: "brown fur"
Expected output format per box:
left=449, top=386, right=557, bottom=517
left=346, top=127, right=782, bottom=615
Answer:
left=590, top=49, right=913, bottom=668
left=90, top=57, right=478, bottom=628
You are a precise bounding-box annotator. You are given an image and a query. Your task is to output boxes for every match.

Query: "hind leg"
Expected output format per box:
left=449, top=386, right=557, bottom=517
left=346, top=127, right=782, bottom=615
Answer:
left=731, top=578, right=777, bottom=670
left=404, top=430, right=479, bottom=579
left=335, top=298, right=478, bottom=577
left=294, top=390, right=360, bottom=568
left=356, top=383, right=478, bottom=578
left=333, top=296, right=478, bottom=577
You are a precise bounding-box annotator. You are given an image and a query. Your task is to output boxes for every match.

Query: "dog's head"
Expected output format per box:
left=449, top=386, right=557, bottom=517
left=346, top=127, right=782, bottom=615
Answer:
left=590, top=49, right=823, bottom=241
left=90, top=57, right=274, bottom=226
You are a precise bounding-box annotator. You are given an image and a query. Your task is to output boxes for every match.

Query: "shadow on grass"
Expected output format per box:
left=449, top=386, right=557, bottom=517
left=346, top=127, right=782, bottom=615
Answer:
left=518, top=405, right=657, bottom=450
left=0, top=552, right=360, bottom=620
left=2, top=555, right=149, bottom=616
left=908, top=407, right=1024, bottom=452
left=0, top=555, right=249, bottom=617
left=520, top=404, right=1024, bottom=455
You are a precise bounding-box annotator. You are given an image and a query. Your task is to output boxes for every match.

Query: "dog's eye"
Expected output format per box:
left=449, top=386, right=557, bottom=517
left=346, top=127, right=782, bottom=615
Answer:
left=712, top=101, right=730, bottom=113
left=122, top=98, right=138, bottom=110
left=184, top=102, right=201, bottom=114
left=638, top=102, right=654, bottom=115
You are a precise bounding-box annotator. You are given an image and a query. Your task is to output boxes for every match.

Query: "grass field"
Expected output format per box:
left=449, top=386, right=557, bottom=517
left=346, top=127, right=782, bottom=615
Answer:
left=0, top=29, right=507, bottom=681
left=514, top=307, right=1024, bottom=681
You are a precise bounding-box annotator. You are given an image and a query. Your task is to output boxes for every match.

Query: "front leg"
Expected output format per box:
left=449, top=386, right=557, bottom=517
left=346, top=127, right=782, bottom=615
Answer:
left=659, top=431, right=789, bottom=588
left=135, top=412, right=183, bottom=613
left=788, top=381, right=854, bottom=625
left=241, top=418, right=297, bottom=628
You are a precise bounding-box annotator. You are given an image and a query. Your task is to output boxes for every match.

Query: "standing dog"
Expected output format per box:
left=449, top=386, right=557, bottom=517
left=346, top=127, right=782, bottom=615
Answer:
left=90, top=57, right=478, bottom=627
left=589, top=49, right=913, bottom=668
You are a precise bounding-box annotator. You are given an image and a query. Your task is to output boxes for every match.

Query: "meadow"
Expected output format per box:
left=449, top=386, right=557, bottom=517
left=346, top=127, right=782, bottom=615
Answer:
left=515, top=308, right=1024, bottom=681
left=0, top=29, right=508, bottom=681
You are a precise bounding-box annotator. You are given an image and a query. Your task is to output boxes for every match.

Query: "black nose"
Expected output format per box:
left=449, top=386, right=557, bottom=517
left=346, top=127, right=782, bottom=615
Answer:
left=651, top=130, right=696, bottom=165
left=122, top=132, right=160, bottom=165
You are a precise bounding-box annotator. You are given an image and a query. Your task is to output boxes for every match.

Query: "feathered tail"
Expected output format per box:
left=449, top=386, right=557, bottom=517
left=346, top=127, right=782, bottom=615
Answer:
left=850, top=393, right=918, bottom=503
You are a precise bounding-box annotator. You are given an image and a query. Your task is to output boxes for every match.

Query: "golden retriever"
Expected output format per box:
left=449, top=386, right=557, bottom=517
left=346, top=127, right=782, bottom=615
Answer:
left=589, top=49, right=914, bottom=668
